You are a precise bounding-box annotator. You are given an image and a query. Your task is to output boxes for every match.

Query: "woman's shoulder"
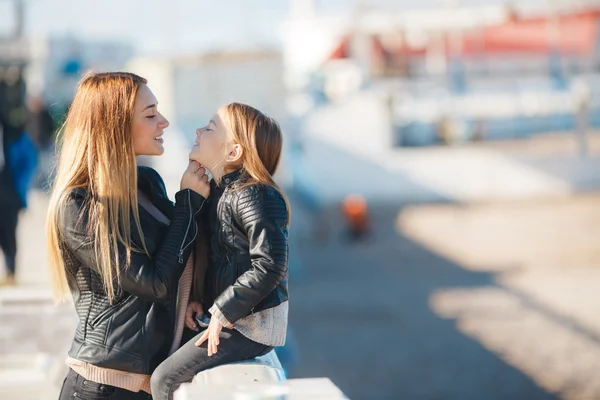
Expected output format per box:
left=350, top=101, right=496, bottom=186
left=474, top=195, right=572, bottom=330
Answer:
left=137, top=166, right=168, bottom=198
left=137, top=165, right=163, bottom=185
left=57, top=187, right=92, bottom=242
left=63, top=187, right=90, bottom=209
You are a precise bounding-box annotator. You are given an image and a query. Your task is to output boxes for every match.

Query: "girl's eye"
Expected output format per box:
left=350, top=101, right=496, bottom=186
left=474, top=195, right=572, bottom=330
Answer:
left=147, top=115, right=156, bottom=119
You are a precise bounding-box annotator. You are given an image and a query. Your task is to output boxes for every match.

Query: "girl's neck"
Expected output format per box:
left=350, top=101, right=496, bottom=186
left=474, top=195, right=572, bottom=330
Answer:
left=209, top=165, right=239, bottom=184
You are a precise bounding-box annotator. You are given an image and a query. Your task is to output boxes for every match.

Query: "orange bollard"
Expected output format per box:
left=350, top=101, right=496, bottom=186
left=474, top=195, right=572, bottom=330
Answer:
left=341, top=194, right=369, bottom=239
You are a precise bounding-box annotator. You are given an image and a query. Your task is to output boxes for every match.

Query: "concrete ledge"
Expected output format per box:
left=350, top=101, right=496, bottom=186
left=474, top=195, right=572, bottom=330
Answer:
left=188, top=350, right=285, bottom=386
left=177, top=377, right=347, bottom=400
left=175, top=350, right=285, bottom=399
left=0, top=286, right=54, bottom=307
left=175, top=351, right=348, bottom=399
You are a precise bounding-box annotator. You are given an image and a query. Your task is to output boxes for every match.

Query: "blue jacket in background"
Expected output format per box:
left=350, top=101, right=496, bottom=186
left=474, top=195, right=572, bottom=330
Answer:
left=6, top=132, right=38, bottom=209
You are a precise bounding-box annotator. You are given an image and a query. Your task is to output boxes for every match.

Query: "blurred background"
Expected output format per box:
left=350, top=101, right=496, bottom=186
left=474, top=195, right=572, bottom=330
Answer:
left=1, top=0, right=600, bottom=399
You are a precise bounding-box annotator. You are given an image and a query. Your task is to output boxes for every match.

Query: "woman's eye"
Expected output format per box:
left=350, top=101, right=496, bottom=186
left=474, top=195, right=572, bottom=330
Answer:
left=147, top=115, right=156, bottom=119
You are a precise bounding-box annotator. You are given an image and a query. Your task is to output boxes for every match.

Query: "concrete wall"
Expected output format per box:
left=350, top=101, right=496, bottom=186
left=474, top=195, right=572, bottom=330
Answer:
left=173, top=52, right=285, bottom=141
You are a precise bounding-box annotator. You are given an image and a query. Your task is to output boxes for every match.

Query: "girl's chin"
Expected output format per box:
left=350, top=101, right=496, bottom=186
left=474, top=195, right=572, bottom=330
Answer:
left=189, top=149, right=200, bottom=160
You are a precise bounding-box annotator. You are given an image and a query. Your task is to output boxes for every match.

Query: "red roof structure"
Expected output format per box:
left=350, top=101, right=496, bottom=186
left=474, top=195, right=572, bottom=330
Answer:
left=327, top=9, right=600, bottom=61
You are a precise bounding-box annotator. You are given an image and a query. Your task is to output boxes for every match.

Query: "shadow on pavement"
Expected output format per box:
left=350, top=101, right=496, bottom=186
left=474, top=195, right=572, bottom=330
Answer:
left=287, top=199, right=559, bottom=400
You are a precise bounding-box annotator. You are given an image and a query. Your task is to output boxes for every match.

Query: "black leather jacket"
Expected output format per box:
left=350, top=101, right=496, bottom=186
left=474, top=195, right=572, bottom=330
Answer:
left=58, top=166, right=206, bottom=374
left=203, top=170, right=289, bottom=324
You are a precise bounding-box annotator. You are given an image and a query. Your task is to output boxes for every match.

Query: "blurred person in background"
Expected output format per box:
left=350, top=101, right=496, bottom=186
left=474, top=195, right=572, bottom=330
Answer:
left=0, top=118, right=22, bottom=286
left=150, top=103, right=290, bottom=400
left=46, top=72, right=210, bottom=400
left=26, top=95, right=57, bottom=188
left=26, top=95, right=56, bottom=150
left=0, top=69, right=38, bottom=287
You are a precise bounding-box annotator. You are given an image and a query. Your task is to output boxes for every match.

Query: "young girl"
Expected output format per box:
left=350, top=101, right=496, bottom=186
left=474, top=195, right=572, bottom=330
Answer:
left=150, top=103, right=290, bottom=400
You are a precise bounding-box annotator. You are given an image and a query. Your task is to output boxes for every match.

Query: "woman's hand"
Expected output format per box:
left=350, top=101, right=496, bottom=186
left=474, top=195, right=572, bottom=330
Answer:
left=181, top=160, right=210, bottom=199
left=185, top=301, right=204, bottom=331
left=195, top=316, right=233, bottom=356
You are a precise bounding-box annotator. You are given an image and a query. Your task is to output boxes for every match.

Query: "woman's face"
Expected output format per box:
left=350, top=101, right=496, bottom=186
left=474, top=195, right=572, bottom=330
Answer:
left=189, top=107, right=231, bottom=172
left=132, top=84, right=169, bottom=156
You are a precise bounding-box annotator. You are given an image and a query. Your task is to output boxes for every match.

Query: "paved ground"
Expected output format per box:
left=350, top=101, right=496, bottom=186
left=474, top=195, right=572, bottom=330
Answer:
left=287, top=194, right=600, bottom=400
left=0, top=191, right=75, bottom=400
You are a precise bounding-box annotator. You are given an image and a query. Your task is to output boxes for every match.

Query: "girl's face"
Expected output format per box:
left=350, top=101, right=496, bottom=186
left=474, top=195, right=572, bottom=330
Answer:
left=190, top=107, right=233, bottom=172
left=132, top=84, right=169, bottom=156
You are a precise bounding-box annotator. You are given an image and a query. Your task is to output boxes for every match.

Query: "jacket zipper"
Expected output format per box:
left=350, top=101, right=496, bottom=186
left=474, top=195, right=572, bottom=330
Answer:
left=178, top=191, right=194, bottom=263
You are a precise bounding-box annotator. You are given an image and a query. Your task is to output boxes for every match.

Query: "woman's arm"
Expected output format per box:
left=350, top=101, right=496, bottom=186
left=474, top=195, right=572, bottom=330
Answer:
left=211, top=185, right=289, bottom=325
left=60, top=188, right=206, bottom=303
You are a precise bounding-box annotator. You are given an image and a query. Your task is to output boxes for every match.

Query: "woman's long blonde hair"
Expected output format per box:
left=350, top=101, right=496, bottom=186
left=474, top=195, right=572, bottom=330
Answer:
left=223, top=103, right=290, bottom=221
left=47, top=71, right=148, bottom=303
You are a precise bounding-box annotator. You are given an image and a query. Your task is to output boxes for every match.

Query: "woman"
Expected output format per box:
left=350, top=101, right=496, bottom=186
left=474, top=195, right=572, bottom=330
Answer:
left=46, top=72, right=210, bottom=399
left=150, top=103, right=290, bottom=399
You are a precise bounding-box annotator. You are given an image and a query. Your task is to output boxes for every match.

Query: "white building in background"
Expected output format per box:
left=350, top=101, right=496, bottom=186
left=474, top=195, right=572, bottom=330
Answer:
left=282, top=0, right=347, bottom=92
left=128, top=49, right=285, bottom=137
left=25, top=36, right=134, bottom=106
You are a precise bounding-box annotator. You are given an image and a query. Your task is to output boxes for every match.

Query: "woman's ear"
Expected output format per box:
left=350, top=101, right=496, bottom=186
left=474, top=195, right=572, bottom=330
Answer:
left=226, top=143, right=244, bottom=164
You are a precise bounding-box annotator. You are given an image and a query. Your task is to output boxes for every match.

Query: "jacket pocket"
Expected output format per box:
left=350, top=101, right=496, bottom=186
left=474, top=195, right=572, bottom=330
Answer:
left=89, top=295, right=131, bottom=329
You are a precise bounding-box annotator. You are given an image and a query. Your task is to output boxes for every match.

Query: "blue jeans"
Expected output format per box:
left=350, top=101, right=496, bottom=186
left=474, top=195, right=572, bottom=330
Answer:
left=150, top=328, right=272, bottom=400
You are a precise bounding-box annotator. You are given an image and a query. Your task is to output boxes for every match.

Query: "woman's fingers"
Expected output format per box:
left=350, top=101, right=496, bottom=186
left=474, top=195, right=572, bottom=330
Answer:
left=181, top=163, right=211, bottom=198
left=186, top=160, right=200, bottom=173
left=194, top=166, right=206, bottom=176
left=186, top=320, right=197, bottom=331
left=185, top=308, right=197, bottom=331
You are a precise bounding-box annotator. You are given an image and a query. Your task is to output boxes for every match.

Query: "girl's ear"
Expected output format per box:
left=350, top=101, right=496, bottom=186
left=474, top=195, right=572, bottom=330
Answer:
left=226, top=143, right=244, bottom=164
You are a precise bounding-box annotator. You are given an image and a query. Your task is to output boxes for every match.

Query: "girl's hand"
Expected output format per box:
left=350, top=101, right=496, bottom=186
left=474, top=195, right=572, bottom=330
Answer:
left=185, top=301, right=204, bottom=331
left=181, top=160, right=210, bottom=199
left=195, top=317, right=224, bottom=356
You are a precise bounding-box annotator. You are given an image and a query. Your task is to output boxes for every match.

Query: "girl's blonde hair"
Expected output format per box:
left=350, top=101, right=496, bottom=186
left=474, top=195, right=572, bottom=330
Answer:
left=47, top=71, right=148, bottom=303
left=222, top=102, right=290, bottom=220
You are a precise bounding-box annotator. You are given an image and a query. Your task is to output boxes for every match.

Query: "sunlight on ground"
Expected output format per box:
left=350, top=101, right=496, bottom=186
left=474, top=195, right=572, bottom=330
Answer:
left=397, top=195, right=600, bottom=399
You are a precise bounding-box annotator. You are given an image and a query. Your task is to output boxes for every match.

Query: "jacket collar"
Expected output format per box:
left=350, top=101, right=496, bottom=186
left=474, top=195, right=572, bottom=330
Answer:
left=220, top=169, right=244, bottom=187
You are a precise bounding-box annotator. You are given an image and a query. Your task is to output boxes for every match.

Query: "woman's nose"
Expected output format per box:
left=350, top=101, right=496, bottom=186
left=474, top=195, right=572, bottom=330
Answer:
left=159, top=114, right=169, bottom=129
